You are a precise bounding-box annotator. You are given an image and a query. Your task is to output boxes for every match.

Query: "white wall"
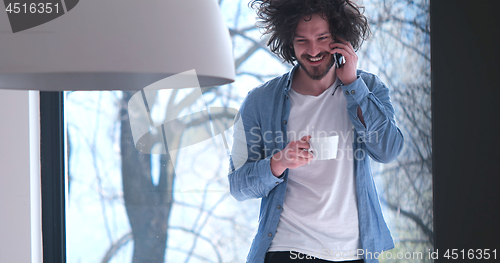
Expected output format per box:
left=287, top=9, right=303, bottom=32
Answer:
left=0, top=90, right=41, bottom=263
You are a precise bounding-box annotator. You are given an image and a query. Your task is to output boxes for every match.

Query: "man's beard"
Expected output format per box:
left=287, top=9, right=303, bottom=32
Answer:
left=296, top=52, right=335, bottom=80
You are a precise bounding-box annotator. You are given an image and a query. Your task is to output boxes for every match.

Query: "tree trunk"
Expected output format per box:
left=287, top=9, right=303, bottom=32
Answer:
left=120, top=91, right=175, bottom=263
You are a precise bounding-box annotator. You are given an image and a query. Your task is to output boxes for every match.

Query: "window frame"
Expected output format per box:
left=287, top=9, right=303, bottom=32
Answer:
left=40, top=91, right=66, bottom=263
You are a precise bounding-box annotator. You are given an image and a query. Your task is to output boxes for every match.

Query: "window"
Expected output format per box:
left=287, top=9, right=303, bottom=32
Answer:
left=40, top=1, right=432, bottom=262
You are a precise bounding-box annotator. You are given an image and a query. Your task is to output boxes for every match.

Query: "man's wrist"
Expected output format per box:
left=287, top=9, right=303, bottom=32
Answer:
left=342, top=76, right=357, bottom=86
left=270, top=152, right=286, bottom=177
left=341, top=74, right=358, bottom=86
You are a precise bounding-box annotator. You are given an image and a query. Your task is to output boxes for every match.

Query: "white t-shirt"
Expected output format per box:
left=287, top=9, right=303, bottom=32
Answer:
left=268, top=79, right=361, bottom=261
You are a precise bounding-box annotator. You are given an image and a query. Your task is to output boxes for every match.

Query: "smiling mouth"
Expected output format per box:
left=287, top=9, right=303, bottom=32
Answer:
left=308, top=55, right=324, bottom=62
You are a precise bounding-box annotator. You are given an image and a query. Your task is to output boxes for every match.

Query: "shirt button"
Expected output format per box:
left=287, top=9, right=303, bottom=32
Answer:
left=277, top=205, right=282, bottom=209
left=268, top=232, right=273, bottom=237
left=283, top=120, right=287, bottom=124
left=351, top=90, right=356, bottom=95
left=345, top=91, right=349, bottom=95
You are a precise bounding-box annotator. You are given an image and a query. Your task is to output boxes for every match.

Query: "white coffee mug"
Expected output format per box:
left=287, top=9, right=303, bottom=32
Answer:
left=308, top=136, right=339, bottom=160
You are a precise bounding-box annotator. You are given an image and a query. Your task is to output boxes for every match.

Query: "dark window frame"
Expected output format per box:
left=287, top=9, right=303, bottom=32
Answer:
left=40, top=91, right=66, bottom=263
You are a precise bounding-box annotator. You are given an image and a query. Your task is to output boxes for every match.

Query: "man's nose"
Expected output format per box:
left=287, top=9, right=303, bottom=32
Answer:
left=307, top=41, right=322, bottom=57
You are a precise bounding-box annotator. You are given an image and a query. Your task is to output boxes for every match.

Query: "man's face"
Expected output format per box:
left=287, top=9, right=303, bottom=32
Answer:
left=292, top=14, right=335, bottom=80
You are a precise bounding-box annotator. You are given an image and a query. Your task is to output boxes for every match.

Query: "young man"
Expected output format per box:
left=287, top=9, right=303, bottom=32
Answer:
left=228, top=1, right=404, bottom=262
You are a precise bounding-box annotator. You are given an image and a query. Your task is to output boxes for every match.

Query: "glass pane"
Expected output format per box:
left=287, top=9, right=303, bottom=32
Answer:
left=66, top=0, right=431, bottom=262
left=361, top=1, right=433, bottom=262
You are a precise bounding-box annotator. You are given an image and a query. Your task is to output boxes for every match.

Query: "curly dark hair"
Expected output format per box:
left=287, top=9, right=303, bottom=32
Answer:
left=250, top=0, right=371, bottom=64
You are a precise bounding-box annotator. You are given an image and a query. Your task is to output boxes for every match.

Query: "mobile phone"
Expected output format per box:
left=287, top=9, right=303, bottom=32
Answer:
left=334, top=53, right=345, bottom=68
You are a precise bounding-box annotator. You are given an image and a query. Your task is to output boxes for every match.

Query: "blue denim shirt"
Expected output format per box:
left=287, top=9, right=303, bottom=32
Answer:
left=228, top=65, right=404, bottom=263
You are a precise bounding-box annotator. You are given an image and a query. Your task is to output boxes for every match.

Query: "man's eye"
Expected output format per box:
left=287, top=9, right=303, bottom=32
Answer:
left=319, top=36, right=328, bottom=40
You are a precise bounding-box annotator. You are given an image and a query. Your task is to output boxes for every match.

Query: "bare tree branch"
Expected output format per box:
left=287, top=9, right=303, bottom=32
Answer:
left=379, top=197, right=434, bottom=245
left=170, top=226, right=223, bottom=263
left=235, top=36, right=270, bottom=69
left=101, top=232, right=133, bottom=263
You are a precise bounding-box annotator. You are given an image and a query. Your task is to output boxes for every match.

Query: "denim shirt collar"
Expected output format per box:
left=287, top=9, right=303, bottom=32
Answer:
left=283, top=65, right=345, bottom=97
left=283, top=65, right=299, bottom=95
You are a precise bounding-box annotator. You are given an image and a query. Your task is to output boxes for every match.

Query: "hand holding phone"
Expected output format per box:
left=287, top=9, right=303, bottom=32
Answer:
left=330, top=37, right=358, bottom=85
left=334, top=53, right=345, bottom=68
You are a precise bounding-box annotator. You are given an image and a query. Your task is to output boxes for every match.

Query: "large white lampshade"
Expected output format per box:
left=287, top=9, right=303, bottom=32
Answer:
left=0, top=0, right=235, bottom=90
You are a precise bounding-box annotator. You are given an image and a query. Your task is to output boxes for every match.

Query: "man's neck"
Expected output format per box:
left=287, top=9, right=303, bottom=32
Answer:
left=291, top=67, right=337, bottom=96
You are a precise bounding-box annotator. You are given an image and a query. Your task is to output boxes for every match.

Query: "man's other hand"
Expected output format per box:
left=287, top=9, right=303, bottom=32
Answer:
left=270, top=135, right=313, bottom=177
